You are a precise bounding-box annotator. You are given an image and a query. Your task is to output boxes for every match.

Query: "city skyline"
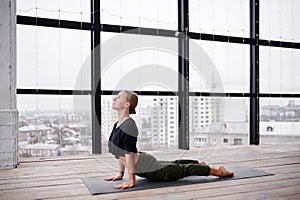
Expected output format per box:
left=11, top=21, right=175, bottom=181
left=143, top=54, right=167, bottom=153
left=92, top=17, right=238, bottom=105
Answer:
left=18, top=96, right=300, bottom=157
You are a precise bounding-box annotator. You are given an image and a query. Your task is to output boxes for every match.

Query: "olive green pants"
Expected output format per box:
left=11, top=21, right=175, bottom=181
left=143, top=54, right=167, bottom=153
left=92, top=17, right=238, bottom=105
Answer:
left=135, top=152, right=210, bottom=181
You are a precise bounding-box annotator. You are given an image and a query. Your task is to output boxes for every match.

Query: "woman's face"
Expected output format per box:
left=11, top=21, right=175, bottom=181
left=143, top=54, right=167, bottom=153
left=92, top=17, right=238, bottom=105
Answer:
left=112, top=91, right=130, bottom=111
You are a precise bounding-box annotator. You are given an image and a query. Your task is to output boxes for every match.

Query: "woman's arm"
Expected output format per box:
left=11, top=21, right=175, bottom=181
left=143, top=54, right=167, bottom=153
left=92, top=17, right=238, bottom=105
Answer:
left=104, top=158, right=125, bottom=181
left=113, top=153, right=136, bottom=189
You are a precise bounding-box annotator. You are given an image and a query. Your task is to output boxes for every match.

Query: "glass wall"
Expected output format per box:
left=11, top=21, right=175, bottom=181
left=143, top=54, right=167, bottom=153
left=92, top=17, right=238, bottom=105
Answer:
left=100, top=32, right=179, bottom=151
left=16, top=0, right=300, bottom=158
left=189, top=97, right=249, bottom=149
left=189, top=40, right=249, bottom=93
left=189, top=0, right=249, bottom=37
left=101, top=32, right=178, bottom=92
left=100, top=0, right=177, bottom=30
left=17, top=95, right=92, bottom=158
left=260, top=0, right=300, bottom=42
left=17, top=25, right=91, bottom=90
left=259, top=0, right=300, bottom=145
left=260, top=98, right=300, bottom=144
left=17, top=0, right=90, bottom=22
left=16, top=0, right=92, bottom=158
left=259, top=46, right=300, bottom=144
left=260, top=46, right=300, bottom=94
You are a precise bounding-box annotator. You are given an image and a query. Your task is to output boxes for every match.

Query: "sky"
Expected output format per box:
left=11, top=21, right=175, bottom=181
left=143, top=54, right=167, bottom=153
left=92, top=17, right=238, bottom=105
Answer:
left=16, top=0, right=300, bottom=112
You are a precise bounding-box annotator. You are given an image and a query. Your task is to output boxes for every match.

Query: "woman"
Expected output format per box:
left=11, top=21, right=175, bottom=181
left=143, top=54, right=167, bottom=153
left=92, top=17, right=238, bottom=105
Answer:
left=105, top=91, right=233, bottom=189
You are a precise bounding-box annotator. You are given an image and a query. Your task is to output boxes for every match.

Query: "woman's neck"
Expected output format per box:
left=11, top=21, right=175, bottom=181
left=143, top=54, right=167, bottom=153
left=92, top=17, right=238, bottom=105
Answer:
left=117, top=110, right=130, bottom=124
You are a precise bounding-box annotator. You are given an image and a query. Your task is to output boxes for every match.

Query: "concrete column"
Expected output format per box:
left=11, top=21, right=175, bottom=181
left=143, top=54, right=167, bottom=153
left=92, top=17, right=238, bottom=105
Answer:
left=0, top=0, right=18, bottom=169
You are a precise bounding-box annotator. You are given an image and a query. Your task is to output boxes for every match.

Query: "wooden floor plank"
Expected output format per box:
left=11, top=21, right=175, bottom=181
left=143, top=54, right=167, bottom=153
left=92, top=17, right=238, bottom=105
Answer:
left=0, top=170, right=112, bottom=187
left=0, top=144, right=299, bottom=200
left=118, top=178, right=300, bottom=200
left=266, top=193, right=300, bottom=200
left=0, top=183, right=90, bottom=200
left=197, top=185, right=300, bottom=200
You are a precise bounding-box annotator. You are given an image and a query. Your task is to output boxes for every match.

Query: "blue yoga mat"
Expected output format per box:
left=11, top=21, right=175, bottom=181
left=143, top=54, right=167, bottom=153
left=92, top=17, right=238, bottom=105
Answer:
left=81, top=165, right=273, bottom=195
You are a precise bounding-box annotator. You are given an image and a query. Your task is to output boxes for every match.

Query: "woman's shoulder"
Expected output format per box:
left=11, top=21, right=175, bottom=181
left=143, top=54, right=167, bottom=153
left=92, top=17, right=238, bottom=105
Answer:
left=119, top=118, right=139, bottom=136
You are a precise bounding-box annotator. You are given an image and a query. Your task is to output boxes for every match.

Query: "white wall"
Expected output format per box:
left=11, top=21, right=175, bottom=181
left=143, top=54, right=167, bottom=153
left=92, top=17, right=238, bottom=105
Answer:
left=0, top=0, right=18, bottom=169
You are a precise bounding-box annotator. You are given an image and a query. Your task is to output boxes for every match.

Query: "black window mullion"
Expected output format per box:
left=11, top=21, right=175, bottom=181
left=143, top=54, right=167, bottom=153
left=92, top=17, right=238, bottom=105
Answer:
left=16, top=89, right=91, bottom=95
left=178, top=0, right=189, bottom=150
left=250, top=0, right=260, bottom=145
left=91, top=0, right=101, bottom=154
left=17, top=15, right=92, bottom=30
left=16, top=16, right=300, bottom=50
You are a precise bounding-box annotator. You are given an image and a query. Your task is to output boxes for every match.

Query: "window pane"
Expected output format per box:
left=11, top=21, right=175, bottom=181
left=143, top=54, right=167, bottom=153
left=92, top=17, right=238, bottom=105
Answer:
left=101, top=32, right=178, bottom=91
left=101, top=95, right=178, bottom=153
left=189, top=40, right=249, bottom=93
left=189, top=0, right=250, bottom=37
left=100, top=0, right=177, bottom=30
left=260, top=46, right=300, bottom=94
left=17, top=25, right=91, bottom=90
left=260, top=98, right=300, bottom=144
left=260, top=0, right=300, bottom=42
left=17, top=0, right=90, bottom=22
left=18, top=95, right=92, bottom=158
left=190, top=97, right=249, bottom=150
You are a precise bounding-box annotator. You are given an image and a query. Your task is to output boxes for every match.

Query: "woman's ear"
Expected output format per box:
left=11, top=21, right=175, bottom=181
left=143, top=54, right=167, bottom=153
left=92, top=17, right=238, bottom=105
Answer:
left=125, top=102, right=131, bottom=108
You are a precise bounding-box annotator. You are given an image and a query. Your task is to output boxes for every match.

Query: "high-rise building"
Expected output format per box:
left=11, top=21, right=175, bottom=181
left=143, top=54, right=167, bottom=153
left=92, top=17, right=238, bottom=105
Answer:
left=151, top=97, right=177, bottom=148
left=191, top=97, right=223, bottom=132
left=101, top=98, right=116, bottom=153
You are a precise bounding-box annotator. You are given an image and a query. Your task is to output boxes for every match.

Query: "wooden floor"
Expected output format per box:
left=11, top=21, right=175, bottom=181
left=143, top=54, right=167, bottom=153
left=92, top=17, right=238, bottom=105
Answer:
left=0, top=143, right=300, bottom=200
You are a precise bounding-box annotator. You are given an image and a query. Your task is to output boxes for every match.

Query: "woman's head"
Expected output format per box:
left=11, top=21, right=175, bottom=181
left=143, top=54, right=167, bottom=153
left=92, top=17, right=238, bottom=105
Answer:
left=123, top=91, right=138, bottom=114
left=112, top=91, right=138, bottom=114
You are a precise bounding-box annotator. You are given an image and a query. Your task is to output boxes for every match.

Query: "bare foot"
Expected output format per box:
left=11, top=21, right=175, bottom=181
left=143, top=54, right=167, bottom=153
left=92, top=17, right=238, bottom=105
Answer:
left=198, top=161, right=207, bottom=166
left=218, top=166, right=234, bottom=177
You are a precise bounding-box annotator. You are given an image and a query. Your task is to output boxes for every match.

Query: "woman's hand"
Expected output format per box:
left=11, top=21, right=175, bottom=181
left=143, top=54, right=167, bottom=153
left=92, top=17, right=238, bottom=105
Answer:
left=113, top=181, right=135, bottom=189
left=104, top=175, right=123, bottom=181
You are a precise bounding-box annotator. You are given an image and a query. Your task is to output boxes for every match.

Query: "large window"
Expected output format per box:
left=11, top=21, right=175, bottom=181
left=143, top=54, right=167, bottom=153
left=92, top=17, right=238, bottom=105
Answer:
left=189, top=40, right=249, bottom=93
left=17, top=0, right=92, bottom=158
left=100, top=0, right=177, bottom=30
left=101, top=32, right=178, bottom=92
left=260, top=98, right=300, bottom=144
left=259, top=0, right=300, bottom=145
left=260, top=0, right=300, bottom=42
left=260, top=46, right=300, bottom=94
left=189, top=97, right=249, bottom=149
left=17, top=0, right=90, bottom=22
left=17, top=95, right=92, bottom=158
left=17, top=25, right=91, bottom=90
left=16, top=0, right=300, bottom=158
left=189, top=0, right=249, bottom=37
